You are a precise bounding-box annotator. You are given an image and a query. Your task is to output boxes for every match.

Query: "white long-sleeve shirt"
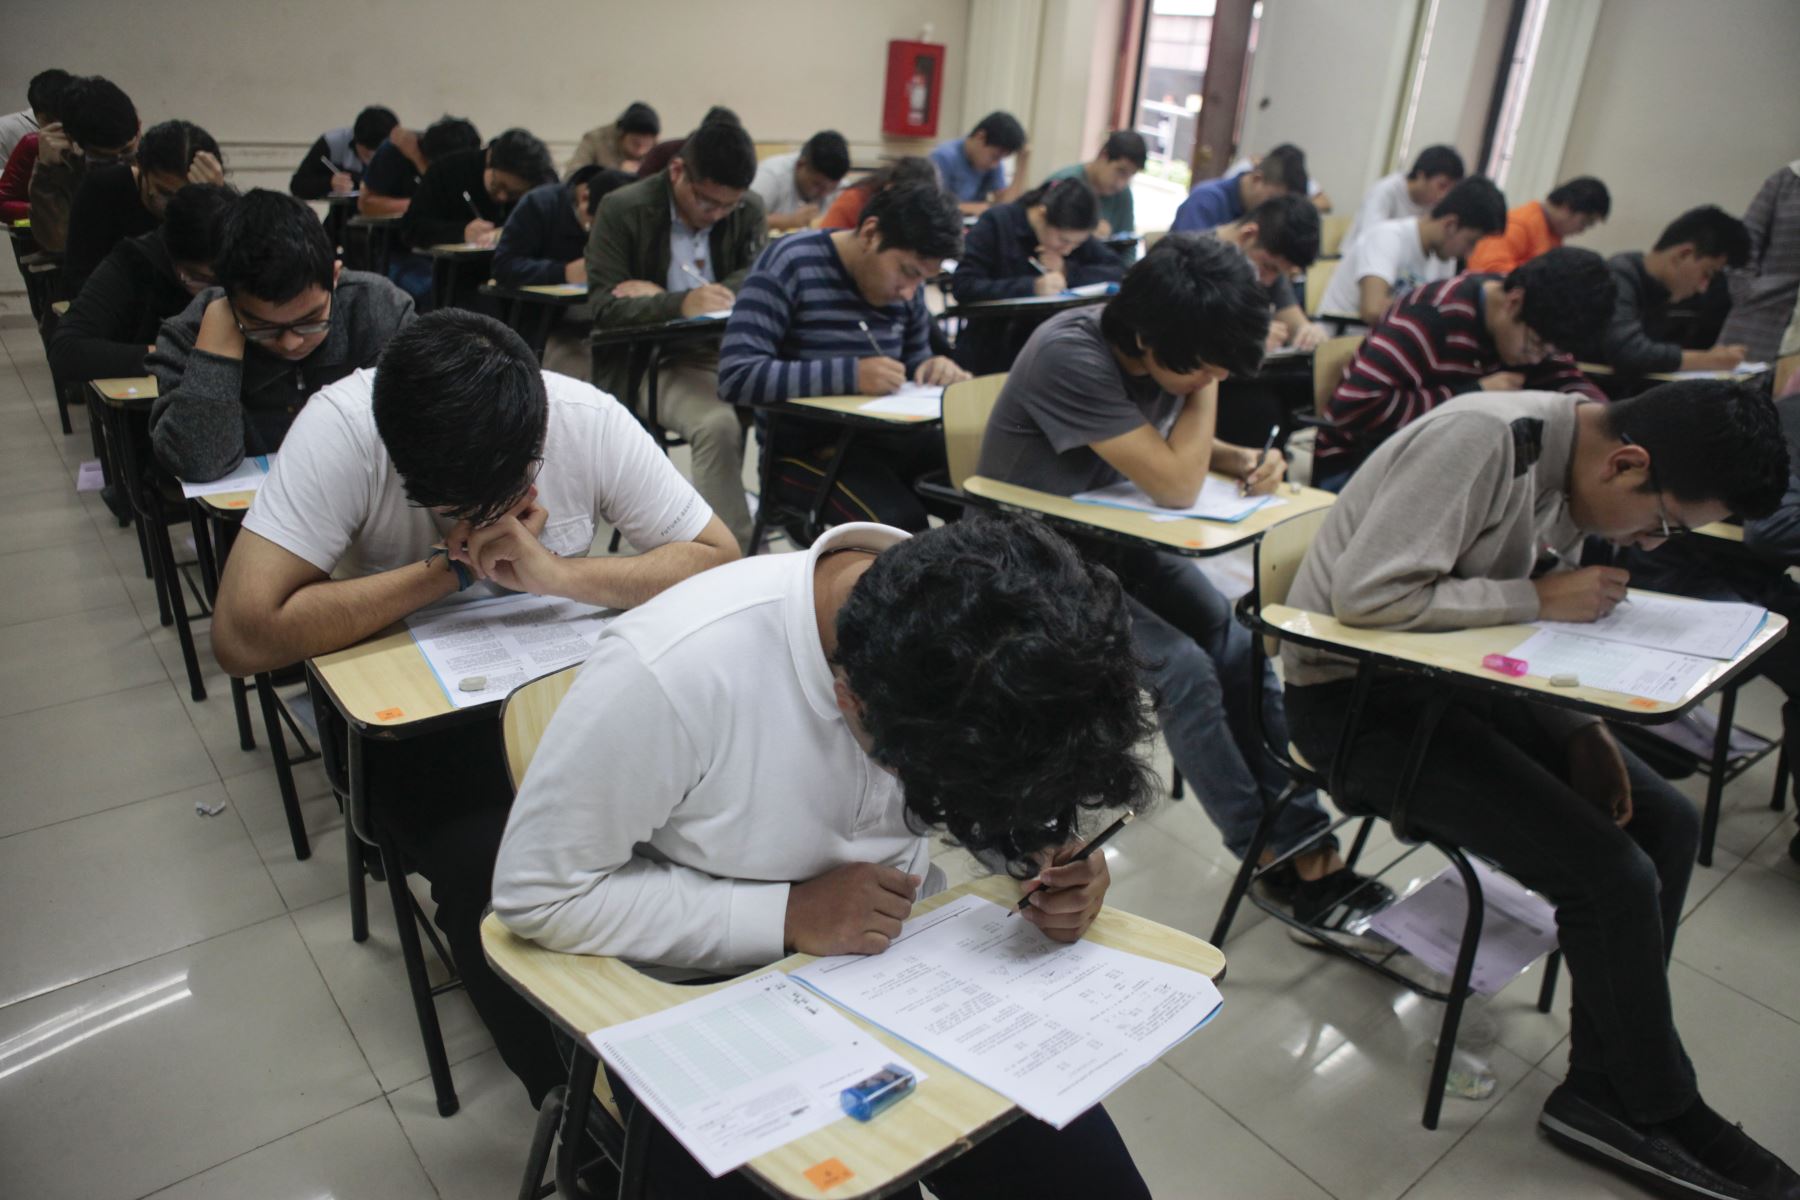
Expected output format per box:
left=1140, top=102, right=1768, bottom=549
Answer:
left=492, top=522, right=940, bottom=974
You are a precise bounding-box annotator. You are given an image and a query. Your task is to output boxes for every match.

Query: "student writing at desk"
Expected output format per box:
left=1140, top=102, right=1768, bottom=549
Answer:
left=494, top=165, right=632, bottom=376
left=209, top=311, right=737, bottom=1108
left=1170, top=143, right=1306, bottom=234
left=950, top=177, right=1124, bottom=374
left=719, top=180, right=967, bottom=533
left=1281, top=381, right=1798, bottom=1200
left=288, top=104, right=398, bottom=199
left=1339, top=143, right=1465, bottom=254
left=1580, top=204, right=1753, bottom=375
left=149, top=190, right=415, bottom=481
left=1211, top=193, right=1328, bottom=350
left=357, top=115, right=477, bottom=219
left=493, top=514, right=1158, bottom=1198
left=928, top=110, right=1029, bottom=216
left=1467, top=175, right=1611, bottom=275
left=977, top=234, right=1389, bottom=931
left=1314, top=247, right=1613, bottom=491
left=398, top=127, right=556, bottom=308
left=565, top=100, right=660, bottom=178
left=817, top=155, right=936, bottom=230
left=1046, top=130, right=1147, bottom=248
left=1317, top=176, right=1506, bottom=327
left=750, top=129, right=849, bottom=232
left=588, top=115, right=767, bottom=551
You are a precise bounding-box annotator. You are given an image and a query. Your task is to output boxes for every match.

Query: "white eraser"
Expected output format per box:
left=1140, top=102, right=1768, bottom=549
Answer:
left=1549, top=673, right=1580, bottom=687
left=458, top=675, right=487, bottom=692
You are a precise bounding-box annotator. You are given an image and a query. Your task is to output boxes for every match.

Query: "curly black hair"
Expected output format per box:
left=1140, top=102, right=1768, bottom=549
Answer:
left=833, top=514, right=1160, bottom=874
left=1505, top=245, right=1614, bottom=352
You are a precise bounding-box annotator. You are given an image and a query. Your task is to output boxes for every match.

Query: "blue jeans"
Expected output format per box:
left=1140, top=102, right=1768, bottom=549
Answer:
left=1100, top=544, right=1331, bottom=860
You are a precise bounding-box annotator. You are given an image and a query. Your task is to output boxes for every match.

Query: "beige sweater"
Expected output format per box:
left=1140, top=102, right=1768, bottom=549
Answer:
left=1284, top=391, right=1590, bottom=695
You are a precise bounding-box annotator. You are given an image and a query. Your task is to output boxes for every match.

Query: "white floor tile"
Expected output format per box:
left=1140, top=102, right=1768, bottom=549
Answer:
left=0, top=603, right=168, bottom=718
left=0, top=917, right=380, bottom=1200
left=1675, top=860, right=1800, bottom=1025
left=226, top=760, right=350, bottom=910
left=0, top=539, right=134, bottom=628
left=389, top=1045, right=542, bottom=1200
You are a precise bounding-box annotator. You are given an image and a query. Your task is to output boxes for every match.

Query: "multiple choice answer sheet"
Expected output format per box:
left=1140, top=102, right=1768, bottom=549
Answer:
left=1072, top=476, right=1281, bottom=524
left=1535, top=592, right=1765, bottom=660
left=589, top=972, right=920, bottom=1178
left=1504, top=629, right=1714, bottom=704
left=858, top=382, right=943, bottom=420
left=792, top=895, right=1222, bottom=1129
left=405, top=592, right=612, bottom=708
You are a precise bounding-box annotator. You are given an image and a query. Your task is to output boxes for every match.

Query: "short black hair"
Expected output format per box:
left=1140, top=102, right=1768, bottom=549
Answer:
left=1255, top=144, right=1309, bottom=195
left=584, top=168, right=636, bottom=217
left=162, top=183, right=239, bottom=266
left=419, top=116, right=481, bottom=166
left=801, top=130, right=851, bottom=181
left=1504, top=245, right=1614, bottom=350
left=373, top=310, right=549, bottom=528
left=353, top=105, right=399, bottom=151
left=137, top=120, right=221, bottom=178
left=971, top=111, right=1026, bottom=153
left=1244, top=194, right=1320, bottom=268
left=27, top=69, right=71, bottom=119
left=59, top=75, right=137, bottom=152
left=1408, top=144, right=1465, bottom=181
left=699, top=105, right=741, bottom=128
left=1101, top=232, right=1269, bottom=376
left=617, top=102, right=660, bottom=136
left=1602, top=380, right=1789, bottom=518
left=834, top=514, right=1160, bottom=874
left=486, top=127, right=557, bottom=186
left=1653, top=204, right=1752, bottom=266
left=860, top=181, right=962, bottom=260
left=1017, top=177, right=1100, bottom=231
left=681, top=118, right=757, bottom=190
left=1548, top=175, right=1610, bottom=217
left=567, top=164, right=604, bottom=190
left=1100, top=130, right=1149, bottom=169
left=1431, top=176, right=1506, bottom=234
left=215, top=189, right=334, bottom=304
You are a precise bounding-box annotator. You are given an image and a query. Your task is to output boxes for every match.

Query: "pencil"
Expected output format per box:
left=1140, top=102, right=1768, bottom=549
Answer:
left=856, top=319, right=885, bottom=357
left=678, top=261, right=710, bottom=288
left=1242, top=423, right=1280, bottom=496
left=1013, top=813, right=1134, bottom=913
left=460, top=189, right=484, bottom=220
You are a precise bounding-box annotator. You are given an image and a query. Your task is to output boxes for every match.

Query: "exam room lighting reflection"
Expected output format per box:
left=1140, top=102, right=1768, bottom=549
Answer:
left=0, top=973, right=191, bottom=1082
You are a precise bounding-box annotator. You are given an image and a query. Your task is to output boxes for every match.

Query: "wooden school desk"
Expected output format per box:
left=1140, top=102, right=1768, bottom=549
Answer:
left=423, top=242, right=495, bottom=310
left=960, top=474, right=1336, bottom=558
left=344, top=212, right=400, bottom=275
left=937, top=288, right=1113, bottom=327
left=479, top=279, right=588, bottom=362
left=483, top=873, right=1226, bottom=1199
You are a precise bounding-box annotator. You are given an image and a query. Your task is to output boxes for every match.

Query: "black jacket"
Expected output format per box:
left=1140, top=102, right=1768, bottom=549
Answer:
left=64, top=163, right=158, bottom=298
left=493, top=182, right=588, bottom=286
left=49, top=228, right=192, bottom=382
left=400, top=149, right=511, bottom=250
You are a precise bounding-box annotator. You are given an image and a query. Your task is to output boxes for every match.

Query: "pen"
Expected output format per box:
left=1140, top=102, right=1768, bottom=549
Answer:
left=1242, top=423, right=1280, bottom=496
left=856, top=319, right=885, bottom=357
left=461, top=189, right=484, bottom=221
left=320, top=154, right=346, bottom=178
left=1028, top=257, right=1047, bottom=274
left=678, top=260, right=709, bottom=288
left=1013, top=812, right=1134, bottom=914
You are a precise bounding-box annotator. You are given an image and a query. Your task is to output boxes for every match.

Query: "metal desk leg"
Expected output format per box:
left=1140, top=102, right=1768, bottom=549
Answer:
left=1699, top=684, right=1738, bottom=867
left=554, top=1051, right=598, bottom=1197
left=804, top=428, right=858, bottom=539
left=256, top=670, right=310, bottom=860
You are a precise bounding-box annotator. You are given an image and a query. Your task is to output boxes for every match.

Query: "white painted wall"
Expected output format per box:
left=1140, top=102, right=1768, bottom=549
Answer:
left=1556, top=0, right=1800, bottom=256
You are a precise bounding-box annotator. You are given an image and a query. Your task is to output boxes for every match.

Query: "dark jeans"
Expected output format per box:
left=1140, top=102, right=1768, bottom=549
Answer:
left=1285, top=679, right=1700, bottom=1124
left=607, top=1061, right=1150, bottom=1200
left=1097, top=543, right=1331, bottom=860
left=362, top=725, right=565, bottom=1108
left=765, top=424, right=950, bottom=533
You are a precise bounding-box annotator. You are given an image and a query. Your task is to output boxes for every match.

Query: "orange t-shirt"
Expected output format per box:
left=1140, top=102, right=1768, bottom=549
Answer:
left=1467, top=200, right=1561, bottom=274
left=820, top=184, right=876, bottom=230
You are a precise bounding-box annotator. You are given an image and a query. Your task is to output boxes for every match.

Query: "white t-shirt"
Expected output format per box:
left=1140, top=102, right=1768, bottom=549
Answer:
left=750, top=150, right=805, bottom=215
left=1342, top=172, right=1422, bottom=254
left=492, top=522, right=942, bottom=975
left=244, top=367, right=712, bottom=583
left=1319, top=215, right=1453, bottom=318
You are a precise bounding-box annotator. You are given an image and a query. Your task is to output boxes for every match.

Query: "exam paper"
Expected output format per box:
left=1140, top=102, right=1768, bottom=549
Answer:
left=1536, top=592, right=1765, bottom=659
left=180, top=454, right=273, bottom=499
left=793, top=895, right=1222, bottom=1130
left=1368, top=859, right=1557, bottom=994
left=859, top=383, right=943, bottom=419
left=1505, top=628, right=1714, bottom=703
left=405, top=592, right=612, bottom=708
left=590, top=972, right=919, bottom=1178
left=1064, top=282, right=1118, bottom=297
left=1664, top=361, right=1768, bottom=380
left=1073, top=476, right=1277, bottom=523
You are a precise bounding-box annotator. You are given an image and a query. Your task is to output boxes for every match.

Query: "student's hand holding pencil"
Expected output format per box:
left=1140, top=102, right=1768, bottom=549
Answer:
left=1015, top=826, right=1120, bottom=943
left=678, top=283, right=734, bottom=317
left=856, top=356, right=907, bottom=395
left=1240, top=448, right=1288, bottom=495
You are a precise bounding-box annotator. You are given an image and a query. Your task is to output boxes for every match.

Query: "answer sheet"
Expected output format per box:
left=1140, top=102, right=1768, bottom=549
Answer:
left=1072, top=476, right=1277, bottom=523
left=405, top=592, right=612, bottom=708
left=590, top=972, right=920, bottom=1178
left=1368, top=858, right=1557, bottom=994
left=792, top=895, right=1222, bottom=1129
left=859, top=383, right=943, bottom=420
left=1504, top=628, right=1714, bottom=703
left=1536, top=592, right=1765, bottom=659
left=179, top=454, right=273, bottom=499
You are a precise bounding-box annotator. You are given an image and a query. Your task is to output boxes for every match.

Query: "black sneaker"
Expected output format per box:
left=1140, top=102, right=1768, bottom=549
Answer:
left=1539, top=1084, right=1800, bottom=1199
left=1254, top=861, right=1302, bottom=905
left=1291, top=868, right=1394, bottom=923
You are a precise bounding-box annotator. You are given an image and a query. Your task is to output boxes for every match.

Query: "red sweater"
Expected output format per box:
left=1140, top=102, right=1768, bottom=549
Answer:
left=0, top=133, right=36, bottom=223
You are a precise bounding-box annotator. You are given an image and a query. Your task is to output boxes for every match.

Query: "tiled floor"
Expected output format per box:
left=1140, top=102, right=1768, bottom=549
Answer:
left=1, top=322, right=1797, bottom=1200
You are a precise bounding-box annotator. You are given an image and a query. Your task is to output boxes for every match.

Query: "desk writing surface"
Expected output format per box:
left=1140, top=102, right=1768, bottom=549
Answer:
left=1695, top=521, right=1745, bottom=544
left=197, top=491, right=256, bottom=514
left=963, top=475, right=1335, bottom=555
left=482, top=873, right=1223, bottom=1198
left=425, top=242, right=495, bottom=256
left=91, top=376, right=158, bottom=404
left=520, top=282, right=588, bottom=297
left=788, top=394, right=943, bottom=425
left=1263, top=601, right=1787, bottom=717
left=309, top=623, right=457, bottom=729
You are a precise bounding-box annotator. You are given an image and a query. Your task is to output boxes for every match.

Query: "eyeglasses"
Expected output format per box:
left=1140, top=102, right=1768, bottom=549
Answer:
left=682, top=176, right=743, bottom=218
left=229, top=292, right=333, bottom=344
left=1619, top=432, right=1691, bottom=538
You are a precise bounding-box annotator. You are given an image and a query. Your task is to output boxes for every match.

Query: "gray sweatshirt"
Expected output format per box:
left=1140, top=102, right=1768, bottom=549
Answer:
left=1284, top=391, right=1590, bottom=705
left=148, top=269, right=415, bottom=481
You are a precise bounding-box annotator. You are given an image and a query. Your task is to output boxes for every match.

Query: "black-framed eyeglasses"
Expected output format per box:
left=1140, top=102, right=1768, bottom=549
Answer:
left=1619, top=432, right=1691, bottom=538
left=229, top=291, right=334, bottom=344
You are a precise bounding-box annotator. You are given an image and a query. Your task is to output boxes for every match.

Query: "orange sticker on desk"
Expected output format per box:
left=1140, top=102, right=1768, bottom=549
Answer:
left=1629, top=698, right=1659, bottom=709
left=1185, top=539, right=1202, bottom=548
left=225, top=498, right=250, bottom=508
left=375, top=707, right=405, bottom=721
left=803, top=1158, right=854, bottom=1191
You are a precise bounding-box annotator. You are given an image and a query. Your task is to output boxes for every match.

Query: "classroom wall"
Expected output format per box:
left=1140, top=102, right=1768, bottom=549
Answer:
left=1555, top=0, right=1800, bottom=256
